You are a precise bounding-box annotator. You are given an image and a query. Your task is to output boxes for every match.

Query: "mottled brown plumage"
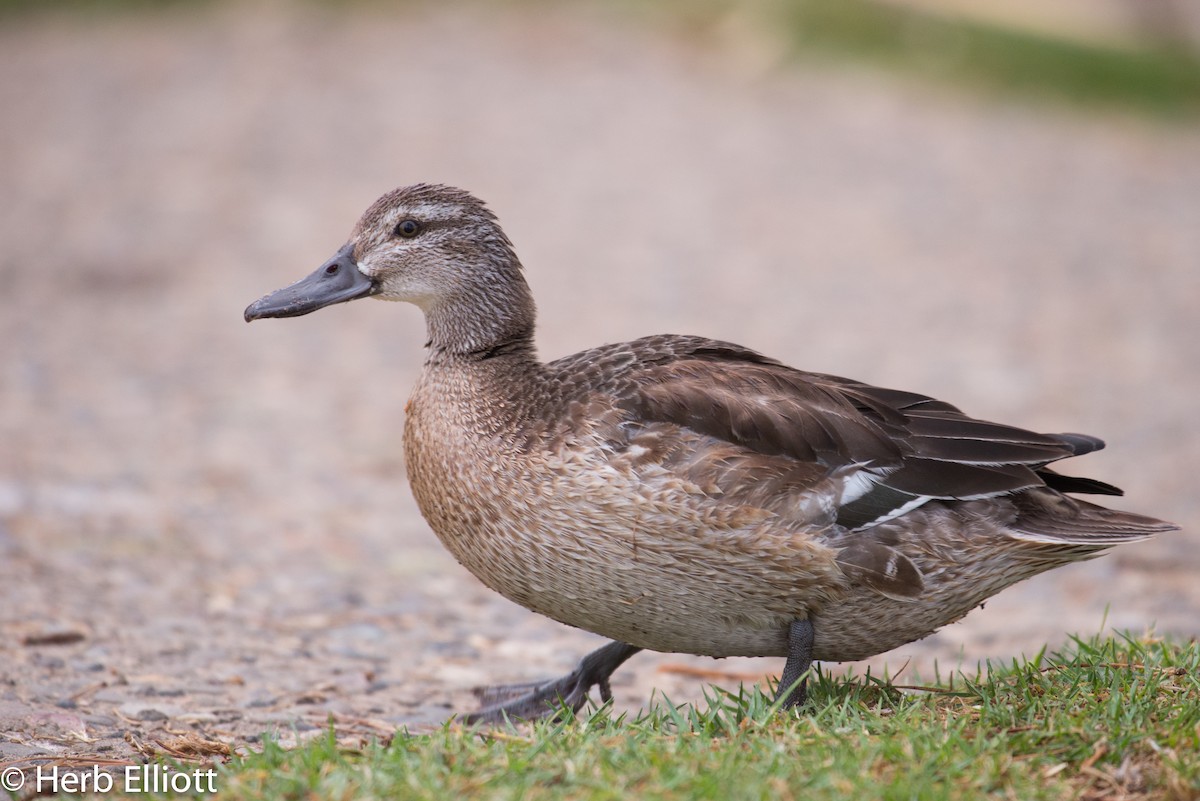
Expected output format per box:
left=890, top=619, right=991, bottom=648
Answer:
left=245, top=184, right=1177, bottom=721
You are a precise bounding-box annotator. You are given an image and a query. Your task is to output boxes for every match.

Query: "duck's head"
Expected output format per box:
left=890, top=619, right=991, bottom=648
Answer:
left=245, top=184, right=534, bottom=354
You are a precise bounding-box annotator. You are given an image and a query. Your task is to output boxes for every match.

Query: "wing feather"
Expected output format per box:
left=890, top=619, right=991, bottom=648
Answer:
left=595, top=338, right=1109, bottom=528
left=551, top=336, right=1144, bottom=537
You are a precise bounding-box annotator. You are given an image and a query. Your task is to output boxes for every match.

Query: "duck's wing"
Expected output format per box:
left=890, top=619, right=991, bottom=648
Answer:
left=552, top=336, right=1173, bottom=601
left=599, top=337, right=1081, bottom=530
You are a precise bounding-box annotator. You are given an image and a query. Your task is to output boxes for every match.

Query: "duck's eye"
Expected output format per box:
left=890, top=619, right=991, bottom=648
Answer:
left=394, top=219, right=422, bottom=238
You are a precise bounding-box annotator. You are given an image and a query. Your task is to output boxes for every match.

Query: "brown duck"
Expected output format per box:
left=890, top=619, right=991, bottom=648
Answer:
left=245, top=184, right=1176, bottom=722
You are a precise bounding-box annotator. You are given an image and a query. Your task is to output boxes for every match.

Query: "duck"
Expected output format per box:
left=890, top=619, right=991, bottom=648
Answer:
left=245, top=183, right=1177, bottom=723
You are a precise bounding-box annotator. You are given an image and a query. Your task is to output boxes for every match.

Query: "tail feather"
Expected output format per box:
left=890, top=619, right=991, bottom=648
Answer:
left=1009, top=489, right=1178, bottom=546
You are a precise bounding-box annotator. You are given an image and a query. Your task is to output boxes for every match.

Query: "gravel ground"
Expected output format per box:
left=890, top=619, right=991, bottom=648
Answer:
left=1, top=2, right=1197, bottom=765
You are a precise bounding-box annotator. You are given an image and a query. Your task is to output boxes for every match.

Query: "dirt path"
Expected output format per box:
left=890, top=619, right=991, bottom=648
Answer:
left=1, top=3, right=1197, bottom=764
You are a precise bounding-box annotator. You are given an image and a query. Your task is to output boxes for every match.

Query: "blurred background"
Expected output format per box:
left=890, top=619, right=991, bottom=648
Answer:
left=1, top=0, right=1197, bottom=756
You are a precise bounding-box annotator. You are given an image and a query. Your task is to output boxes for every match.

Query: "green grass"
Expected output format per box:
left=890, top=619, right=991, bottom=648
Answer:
left=205, top=633, right=1200, bottom=801
left=611, top=0, right=1200, bottom=117
left=773, top=0, right=1200, bottom=117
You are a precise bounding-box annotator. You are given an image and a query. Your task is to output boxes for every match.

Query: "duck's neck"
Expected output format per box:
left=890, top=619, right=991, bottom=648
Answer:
left=423, top=273, right=539, bottom=364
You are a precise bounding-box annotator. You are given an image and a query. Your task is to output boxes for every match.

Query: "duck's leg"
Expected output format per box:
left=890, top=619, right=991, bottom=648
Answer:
left=464, top=640, right=643, bottom=724
left=774, top=618, right=814, bottom=708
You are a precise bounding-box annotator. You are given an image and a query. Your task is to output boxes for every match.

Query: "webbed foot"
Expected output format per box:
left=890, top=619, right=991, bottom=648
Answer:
left=464, top=640, right=642, bottom=724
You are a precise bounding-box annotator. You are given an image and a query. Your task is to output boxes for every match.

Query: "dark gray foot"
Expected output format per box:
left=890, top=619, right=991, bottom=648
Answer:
left=464, top=640, right=642, bottom=724
left=774, top=618, right=814, bottom=709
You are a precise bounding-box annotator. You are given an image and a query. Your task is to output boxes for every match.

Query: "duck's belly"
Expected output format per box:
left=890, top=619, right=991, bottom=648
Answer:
left=418, top=468, right=1032, bottom=661
left=404, top=438, right=839, bottom=657
left=404, top=426, right=1061, bottom=662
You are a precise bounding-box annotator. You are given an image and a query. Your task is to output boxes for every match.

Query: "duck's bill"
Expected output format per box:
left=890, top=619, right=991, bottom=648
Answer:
left=244, top=243, right=378, bottom=322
